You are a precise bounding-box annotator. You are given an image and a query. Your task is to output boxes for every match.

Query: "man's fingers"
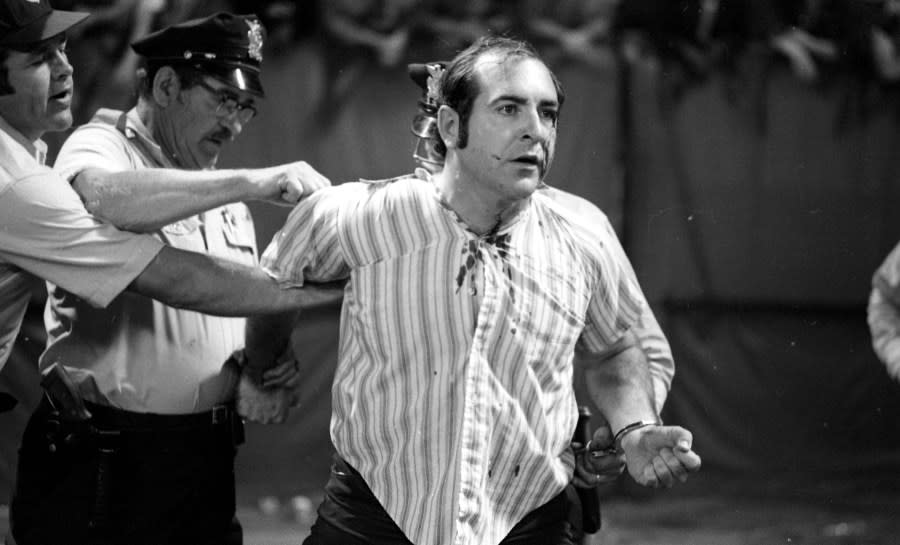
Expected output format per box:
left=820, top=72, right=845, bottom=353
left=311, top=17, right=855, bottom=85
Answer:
left=280, top=176, right=303, bottom=204
left=651, top=456, right=675, bottom=488
left=261, top=356, right=300, bottom=388
left=590, top=423, right=614, bottom=450
left=237, top=375, right=293, bottom=423
left=263, top=361, right=292, bottom=380
left=660, top=448, right=689, bottom=483
left=292, top=162, right=331, bottom=193
left=576, top=446, right=624, bottom=488
left=673, top=447, right=703, bottom=472
left=586, top=449, right=625, bottom=474
left=640, top=464, right=659, bottom=488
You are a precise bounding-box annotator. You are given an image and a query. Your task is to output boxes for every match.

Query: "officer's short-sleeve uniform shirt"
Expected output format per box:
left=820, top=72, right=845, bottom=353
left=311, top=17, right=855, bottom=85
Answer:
left=0, top=114, right=163, bottom=371
left=43, top=108, right=256, bottom=413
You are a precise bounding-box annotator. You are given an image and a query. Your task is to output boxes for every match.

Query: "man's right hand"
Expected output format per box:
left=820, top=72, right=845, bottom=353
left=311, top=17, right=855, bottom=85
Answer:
left=249, top=161, right=331, bottom=206
left=574, top=423, right=625, bottom=488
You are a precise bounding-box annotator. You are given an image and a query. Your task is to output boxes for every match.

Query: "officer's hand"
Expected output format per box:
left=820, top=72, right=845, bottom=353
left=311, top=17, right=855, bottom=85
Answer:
left=250, top=161, right=331, bottom=205
left=573, top=422, right=625, bottom=488
left=237, top=373, right=293, bottom=424
left=261, top=349, right=302, bottom=391
left=620, top=425, right=702, bottom=488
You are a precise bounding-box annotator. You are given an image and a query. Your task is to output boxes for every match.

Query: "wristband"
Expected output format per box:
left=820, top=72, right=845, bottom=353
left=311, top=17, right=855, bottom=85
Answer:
left=613, top=420, right=659, bottom=452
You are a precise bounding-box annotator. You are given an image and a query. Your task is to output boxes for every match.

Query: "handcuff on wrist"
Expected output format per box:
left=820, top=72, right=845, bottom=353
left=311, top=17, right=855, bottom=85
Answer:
left=612, top=420, right=660, bottom=452
left=581, top=420, right=662, bottom=458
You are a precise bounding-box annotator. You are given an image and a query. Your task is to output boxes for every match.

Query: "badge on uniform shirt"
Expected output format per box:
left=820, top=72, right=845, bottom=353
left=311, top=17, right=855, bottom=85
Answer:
left=247, top=19, right=264, bottom=62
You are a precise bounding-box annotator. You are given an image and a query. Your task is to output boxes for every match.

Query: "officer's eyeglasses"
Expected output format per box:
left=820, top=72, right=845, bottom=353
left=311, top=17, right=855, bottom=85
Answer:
left=195, top=80, right=257, bottom=124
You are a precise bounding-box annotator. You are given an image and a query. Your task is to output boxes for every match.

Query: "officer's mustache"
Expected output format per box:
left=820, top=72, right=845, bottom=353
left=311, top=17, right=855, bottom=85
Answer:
left=208, top=127, right=235, bottom=144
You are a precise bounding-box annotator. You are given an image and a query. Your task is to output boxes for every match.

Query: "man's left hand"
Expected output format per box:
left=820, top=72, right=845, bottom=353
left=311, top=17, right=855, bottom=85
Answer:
left=621, top=425, right=702, bottom=488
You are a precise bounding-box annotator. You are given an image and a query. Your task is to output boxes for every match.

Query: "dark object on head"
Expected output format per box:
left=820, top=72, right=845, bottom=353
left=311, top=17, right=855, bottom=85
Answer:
left=132, top=12, right=266, bottom=97
left=408, top=61, right=447, bottom=171
left=0, top=0, right=88, bottom=49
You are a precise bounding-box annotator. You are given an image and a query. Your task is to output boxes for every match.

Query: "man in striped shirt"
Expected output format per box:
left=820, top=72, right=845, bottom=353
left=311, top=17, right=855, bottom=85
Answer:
left=244, top=36, right=702, bottom=545
left=407, top=58, right=677, bottom=509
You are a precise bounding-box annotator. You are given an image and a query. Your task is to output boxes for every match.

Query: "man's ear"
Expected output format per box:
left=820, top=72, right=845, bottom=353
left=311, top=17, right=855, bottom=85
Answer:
left=436, top=104, right=459, bottom=150
left=152, top=66, right=182, bottom=107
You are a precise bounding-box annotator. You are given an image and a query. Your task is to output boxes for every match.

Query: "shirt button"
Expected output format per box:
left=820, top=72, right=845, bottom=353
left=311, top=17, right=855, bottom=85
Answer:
left=468, top=286, right=477, bottom=296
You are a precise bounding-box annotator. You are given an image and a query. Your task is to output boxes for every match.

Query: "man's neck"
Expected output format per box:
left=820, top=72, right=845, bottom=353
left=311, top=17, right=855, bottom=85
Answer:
left=137, top=101, right=184, bottom=168
left=0, top=113, right=45, bottom=161
left=433, top=170, right=527, bottom=236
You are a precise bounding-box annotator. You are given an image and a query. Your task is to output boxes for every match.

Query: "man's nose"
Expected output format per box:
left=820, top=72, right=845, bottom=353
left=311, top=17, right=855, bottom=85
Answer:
left=51, top=50, right=73, bottom=79
left=520, top=108, right=550, bottom=142
left=218, top=114, right=243, bottom=138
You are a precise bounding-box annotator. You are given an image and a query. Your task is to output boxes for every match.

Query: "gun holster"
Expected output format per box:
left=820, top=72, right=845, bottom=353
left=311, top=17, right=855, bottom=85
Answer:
left=40, top=363, right=117, bottom=538
left=574, top=406, right=602, bottom=535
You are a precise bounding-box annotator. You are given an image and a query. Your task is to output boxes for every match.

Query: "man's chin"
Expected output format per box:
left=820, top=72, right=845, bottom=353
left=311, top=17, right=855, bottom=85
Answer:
left=198, top=143, right=223, bottom=168
left=513, top=176, right=543, bottom=197
left=48, top=113, right=74, bottom=133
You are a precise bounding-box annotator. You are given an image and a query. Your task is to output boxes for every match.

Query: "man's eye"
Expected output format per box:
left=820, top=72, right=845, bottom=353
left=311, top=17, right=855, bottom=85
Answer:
left=499, top=104, right=518, bottom=115
left=542, top=110, right=559, bottom=124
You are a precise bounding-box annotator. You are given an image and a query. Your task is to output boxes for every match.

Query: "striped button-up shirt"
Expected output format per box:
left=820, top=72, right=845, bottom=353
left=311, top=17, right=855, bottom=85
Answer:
left=262, top=175, right=643, bottom=545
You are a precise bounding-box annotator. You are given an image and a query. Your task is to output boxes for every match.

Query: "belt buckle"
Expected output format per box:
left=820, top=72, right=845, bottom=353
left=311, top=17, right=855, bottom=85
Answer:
left=211, top=405, right=229, bottom=426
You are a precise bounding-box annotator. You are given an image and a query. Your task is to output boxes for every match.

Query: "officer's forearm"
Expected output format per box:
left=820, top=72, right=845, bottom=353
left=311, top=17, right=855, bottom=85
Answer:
left=73, top=167, right=255, bottom=232
left=128, top=246, right=327, bottom=316
left=244, top=312, right=298, bottom=381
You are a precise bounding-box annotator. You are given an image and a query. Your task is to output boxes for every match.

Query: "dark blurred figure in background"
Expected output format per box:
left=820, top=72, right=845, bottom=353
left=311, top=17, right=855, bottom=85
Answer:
left=611, top=0, right=837, bottom=82
left=314, top=0, right=420, bottom=125
left=9, top=11, right=334, bottom=545
left=58, top=0, right=165, bottom=124
left=413, top=0, right=514, bottom=58
left=520, top=0, right=618, bottom=70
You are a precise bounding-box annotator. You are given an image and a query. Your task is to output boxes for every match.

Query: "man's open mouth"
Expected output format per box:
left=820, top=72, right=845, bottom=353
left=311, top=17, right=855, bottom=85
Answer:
left=513, top=154, right=542, bottom=167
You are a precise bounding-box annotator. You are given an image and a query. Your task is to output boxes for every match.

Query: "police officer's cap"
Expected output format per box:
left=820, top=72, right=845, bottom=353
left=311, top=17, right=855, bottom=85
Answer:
left=0, top=0, right=88, bottom=49
left=132, top=12, right=266, bottom=97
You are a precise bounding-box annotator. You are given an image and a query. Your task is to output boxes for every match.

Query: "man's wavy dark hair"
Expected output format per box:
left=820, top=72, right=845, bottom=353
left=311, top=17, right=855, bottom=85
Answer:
left=437, top=35, right=565, bottom=153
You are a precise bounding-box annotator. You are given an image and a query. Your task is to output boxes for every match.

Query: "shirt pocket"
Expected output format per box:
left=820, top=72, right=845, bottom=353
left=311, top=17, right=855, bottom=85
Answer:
left=220, top=221, right=258, bottom=265
left=160, top=218, right=205, bottom=252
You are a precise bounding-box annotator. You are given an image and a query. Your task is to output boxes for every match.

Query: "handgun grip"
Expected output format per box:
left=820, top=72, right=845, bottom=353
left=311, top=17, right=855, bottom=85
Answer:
left=41, top=362, right=92, bottom=422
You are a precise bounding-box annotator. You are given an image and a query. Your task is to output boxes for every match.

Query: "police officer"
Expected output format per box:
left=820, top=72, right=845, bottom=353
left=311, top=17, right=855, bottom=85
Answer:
left=9, top=11, right=331, bottom=545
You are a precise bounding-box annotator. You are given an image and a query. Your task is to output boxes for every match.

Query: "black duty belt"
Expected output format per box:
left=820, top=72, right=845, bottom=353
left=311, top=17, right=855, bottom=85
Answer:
left=85, top=401, right=237, bottom=432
